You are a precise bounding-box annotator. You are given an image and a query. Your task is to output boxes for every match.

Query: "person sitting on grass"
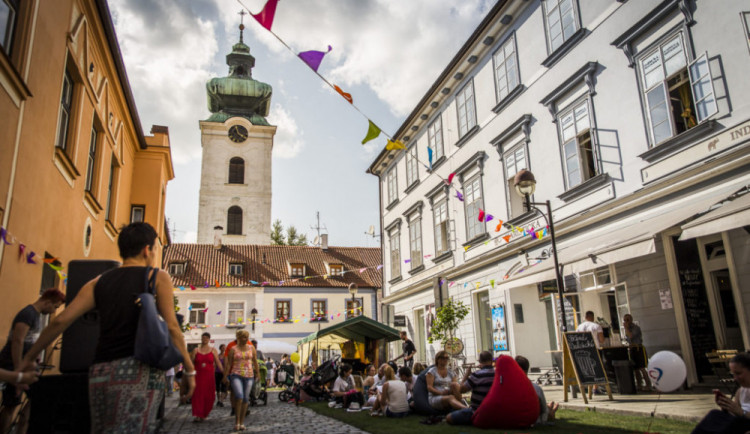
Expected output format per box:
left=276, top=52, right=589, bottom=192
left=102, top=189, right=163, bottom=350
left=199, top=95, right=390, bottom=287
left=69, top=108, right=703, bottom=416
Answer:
left=399, top=366, right=415, bottom=396
left=366, top=363, right=389, bottom=408
left=412, top=362, right=426, bottom=377
left=692, top=352, right=750, bottom=434
left=515, top=355, right=558, bottom=426
left=371, top=365, right=410, bottom=418
left=362, top=364, right=377, bottom=393
left=298, top=366, right=315, bottom=403
left=426, top=350, right=467, bottom=413
left=446, top=351, right=494, bottom=425
left=332, top=363, right=364, bottom=409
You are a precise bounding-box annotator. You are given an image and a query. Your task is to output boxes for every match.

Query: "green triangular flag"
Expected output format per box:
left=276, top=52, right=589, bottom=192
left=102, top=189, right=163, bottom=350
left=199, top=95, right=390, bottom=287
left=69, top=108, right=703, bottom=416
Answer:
left=361, top=120, right=381, bottom=145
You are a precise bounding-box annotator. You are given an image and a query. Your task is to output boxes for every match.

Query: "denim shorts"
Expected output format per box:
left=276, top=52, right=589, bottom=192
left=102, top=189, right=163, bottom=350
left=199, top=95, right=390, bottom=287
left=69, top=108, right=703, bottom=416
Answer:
left=385, top=407, right=409, bottom=418
left=228, top=374, right=255, bottom=403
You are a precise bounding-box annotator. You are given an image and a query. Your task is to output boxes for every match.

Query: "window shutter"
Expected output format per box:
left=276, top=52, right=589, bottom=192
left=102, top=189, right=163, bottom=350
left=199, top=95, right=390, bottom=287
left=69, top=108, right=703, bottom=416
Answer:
left=688, top=52, right=718, bottom=123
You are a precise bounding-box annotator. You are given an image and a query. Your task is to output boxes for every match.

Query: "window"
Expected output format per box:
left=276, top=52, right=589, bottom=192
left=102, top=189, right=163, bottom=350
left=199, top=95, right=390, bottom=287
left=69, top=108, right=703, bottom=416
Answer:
left=228, top=157, right=244, bottom=184
left=346, top=298, right=362, bottom=319
left=408, top=217, right=423, bottom=269
left=329, top=264, right=344, bottom=276
left=544, top=0, right=579, bottom=52
left=56, top=71, right=74, bottom=151
left=405, top=145, right=418, bottom=187
left=168, top=262, right=185, bottom=276
left=85, top=126, right=99, bottom=192
left=514, top=304, right=525, bottom=323
left=433, top=199, right=450, bottom=256
left=579, top=265, right=612, bottom=290
left=638, top=33, right=717, bottom=145
left=275, top=300, right=291, bottom=322
left=456, top=81, right=476, bottom=137
left=493, top=35, right=520, bottom=102
left=227, top=206, right=242, bottom=235
left=130, top=205, right=145, bottom=223
left=0, top=0, right=17, bottom=54
left=386, top=166, right=398, bottom=205
left=389, top=230, right=401, bottom=280
left=228, top=301, right=245, bottom=324
left=290, top=263, right=305, bottom=277
left=558, top=99, right=597, bottom=189
left=229, top=263, right=243, bottom=275
left=104, top=155, right=118, bottom=222
left=189, top=302, right=206, bottom=325
left=503, top=144, right=528, bottom=218
left=743, top=12, right=750, bottom=55
left=312, top=299, right=327, bottom=322
left=463, top=176, right=485, bottom=240
left=428, top=115, right=444, bottom=162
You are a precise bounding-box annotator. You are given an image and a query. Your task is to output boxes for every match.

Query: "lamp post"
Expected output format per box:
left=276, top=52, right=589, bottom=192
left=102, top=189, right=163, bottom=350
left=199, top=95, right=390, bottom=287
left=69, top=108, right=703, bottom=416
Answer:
left=348, top=283, right=358, bottom=318
left=250, top=308, right=258, bottom=332
left=513, top=169, right=568, bottom=334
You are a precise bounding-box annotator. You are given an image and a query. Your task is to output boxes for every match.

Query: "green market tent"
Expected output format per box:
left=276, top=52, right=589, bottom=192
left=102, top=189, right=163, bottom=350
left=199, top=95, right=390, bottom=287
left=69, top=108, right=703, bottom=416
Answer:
left=297, top=316, right=400, bottom=366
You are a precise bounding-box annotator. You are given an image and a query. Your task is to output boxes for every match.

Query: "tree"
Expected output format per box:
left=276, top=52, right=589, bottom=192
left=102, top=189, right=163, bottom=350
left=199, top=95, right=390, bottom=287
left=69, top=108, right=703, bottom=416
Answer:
left=270, top=219, right=308, bottom=246
left=427, top=297, right=470, bottom=346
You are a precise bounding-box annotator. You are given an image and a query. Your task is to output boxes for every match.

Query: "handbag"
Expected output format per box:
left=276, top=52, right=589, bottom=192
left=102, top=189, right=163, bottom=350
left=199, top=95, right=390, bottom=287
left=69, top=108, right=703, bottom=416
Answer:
left=133, top=267, right=184, bottom=370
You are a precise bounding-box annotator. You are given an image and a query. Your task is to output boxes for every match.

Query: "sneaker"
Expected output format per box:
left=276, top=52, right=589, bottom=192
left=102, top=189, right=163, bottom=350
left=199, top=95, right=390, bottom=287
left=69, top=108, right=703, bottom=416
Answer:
left=349, top=402, right=360, bottom=410
left=328, top=401, right=337, bottom=408
left=334, top=403, right=343, bottom=409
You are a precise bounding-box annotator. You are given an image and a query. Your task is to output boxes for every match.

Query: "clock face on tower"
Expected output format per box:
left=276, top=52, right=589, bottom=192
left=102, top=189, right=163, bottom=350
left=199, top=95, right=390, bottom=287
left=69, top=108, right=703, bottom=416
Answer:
left=228, top=125, right=248, bottom=143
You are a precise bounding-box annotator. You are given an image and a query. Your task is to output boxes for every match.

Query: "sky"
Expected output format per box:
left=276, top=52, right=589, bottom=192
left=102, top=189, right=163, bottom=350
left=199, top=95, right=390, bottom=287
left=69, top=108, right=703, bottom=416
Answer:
left=109, top=0, right=493, bottom=246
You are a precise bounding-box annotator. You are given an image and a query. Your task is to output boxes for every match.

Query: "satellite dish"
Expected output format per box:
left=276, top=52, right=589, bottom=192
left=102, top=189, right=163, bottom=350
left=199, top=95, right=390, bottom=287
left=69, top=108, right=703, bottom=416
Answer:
left=367, top=225, right=375, bottom=236
left=313, top=236, right=320, bottom=245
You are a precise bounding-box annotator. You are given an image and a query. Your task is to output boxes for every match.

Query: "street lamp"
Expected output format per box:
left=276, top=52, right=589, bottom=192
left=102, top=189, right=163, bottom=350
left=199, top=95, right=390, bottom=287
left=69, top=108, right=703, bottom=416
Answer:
left=348, top=283, right=358, bottom=317
left=513, top=169, right=568, bottom=334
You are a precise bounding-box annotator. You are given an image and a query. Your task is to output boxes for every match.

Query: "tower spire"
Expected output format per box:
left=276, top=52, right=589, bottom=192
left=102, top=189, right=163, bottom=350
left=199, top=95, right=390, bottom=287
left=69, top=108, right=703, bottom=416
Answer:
left=238, top=10, right=247, bottom=43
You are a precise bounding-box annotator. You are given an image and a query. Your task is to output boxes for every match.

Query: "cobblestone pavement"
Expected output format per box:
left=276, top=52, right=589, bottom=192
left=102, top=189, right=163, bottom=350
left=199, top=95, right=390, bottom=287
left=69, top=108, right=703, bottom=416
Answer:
left=161, top=391, right=368, bottom=433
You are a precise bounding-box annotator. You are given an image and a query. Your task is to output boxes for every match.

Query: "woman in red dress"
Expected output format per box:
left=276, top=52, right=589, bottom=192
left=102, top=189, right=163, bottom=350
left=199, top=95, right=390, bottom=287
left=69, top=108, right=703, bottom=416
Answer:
left=191, top=332, right=223, bottom=422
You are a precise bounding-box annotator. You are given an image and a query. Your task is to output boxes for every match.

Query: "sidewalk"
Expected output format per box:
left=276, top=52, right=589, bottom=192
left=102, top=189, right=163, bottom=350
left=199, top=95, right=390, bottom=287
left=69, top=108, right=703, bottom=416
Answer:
left=541, top=384, right=716, bottom=423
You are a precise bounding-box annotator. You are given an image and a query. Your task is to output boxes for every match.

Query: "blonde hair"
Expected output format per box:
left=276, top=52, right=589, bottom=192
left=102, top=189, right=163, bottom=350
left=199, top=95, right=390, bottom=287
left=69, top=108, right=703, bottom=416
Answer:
left=236, top=330, right=250, bottom=340
left=383, top=365, right=396, bottom=381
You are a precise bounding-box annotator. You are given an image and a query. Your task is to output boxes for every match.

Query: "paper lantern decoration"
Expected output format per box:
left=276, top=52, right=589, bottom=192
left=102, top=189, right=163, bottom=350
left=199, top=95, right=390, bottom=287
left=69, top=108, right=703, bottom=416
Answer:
left=647, top=351, right=687, bottom=393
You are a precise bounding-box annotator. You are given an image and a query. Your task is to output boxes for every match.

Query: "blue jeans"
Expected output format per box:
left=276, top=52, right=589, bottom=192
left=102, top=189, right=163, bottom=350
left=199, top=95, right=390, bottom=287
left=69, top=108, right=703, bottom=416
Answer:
left=447, top=407, right=475, bottom=425
left=385, top=407, right=409, bottom=418
left=229, top=374, right=255, bottom=403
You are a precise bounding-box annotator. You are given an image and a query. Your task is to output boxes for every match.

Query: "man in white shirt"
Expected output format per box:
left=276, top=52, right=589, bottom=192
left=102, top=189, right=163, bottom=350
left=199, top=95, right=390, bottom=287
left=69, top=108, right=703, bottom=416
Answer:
left=576, top=311, right=604, bottom=348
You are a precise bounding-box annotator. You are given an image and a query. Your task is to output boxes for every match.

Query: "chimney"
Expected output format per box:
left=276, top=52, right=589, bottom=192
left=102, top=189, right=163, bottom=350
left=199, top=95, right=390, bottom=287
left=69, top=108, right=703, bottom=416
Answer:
left=321, top=234, right=328, bottom=250
left=213, top=226, right=223, bottom=249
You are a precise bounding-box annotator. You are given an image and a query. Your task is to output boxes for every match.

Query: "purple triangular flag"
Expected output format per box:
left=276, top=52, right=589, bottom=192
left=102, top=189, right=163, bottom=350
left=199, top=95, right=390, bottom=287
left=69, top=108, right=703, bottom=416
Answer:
left=298, top=45, right=332, bottom=72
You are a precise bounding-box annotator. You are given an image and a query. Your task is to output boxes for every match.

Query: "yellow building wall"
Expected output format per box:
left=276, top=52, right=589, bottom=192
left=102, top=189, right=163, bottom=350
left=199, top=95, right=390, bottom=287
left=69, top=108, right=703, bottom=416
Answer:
left=0, top=0, right=174, bottom=358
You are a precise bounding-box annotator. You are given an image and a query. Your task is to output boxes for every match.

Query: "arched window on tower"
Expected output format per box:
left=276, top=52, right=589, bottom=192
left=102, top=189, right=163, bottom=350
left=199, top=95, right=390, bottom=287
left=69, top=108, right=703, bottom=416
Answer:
left=227, top=206, right=243, bottom=235
left=228, top=157, right=245, bottom=184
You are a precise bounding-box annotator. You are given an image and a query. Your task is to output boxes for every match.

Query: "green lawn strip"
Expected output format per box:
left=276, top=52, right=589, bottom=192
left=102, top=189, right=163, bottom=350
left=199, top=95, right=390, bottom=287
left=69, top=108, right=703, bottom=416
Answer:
left=301, top=402, right=697, bottom=434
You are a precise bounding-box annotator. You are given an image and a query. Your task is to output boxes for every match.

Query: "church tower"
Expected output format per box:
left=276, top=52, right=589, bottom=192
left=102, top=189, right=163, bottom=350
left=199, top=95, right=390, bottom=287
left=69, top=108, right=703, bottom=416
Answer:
left=197, top=19, right=276, bottom=244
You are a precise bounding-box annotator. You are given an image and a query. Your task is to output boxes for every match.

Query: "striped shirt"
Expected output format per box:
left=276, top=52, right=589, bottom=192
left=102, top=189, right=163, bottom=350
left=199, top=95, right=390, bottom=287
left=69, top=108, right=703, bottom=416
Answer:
left=465, top=366, right=494, bottom=409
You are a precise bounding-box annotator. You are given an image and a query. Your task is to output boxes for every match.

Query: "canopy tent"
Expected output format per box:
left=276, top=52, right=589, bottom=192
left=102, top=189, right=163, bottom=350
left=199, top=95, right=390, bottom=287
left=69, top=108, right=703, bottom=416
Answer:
left=297, top=316, right=401, bottom=367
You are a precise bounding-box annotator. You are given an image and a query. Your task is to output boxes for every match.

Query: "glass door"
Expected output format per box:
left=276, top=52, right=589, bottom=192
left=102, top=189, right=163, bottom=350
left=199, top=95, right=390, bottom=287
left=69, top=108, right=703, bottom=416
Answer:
left=475, top=291, right=492, bottom=352
left=414, top=309, right=426, bottom=365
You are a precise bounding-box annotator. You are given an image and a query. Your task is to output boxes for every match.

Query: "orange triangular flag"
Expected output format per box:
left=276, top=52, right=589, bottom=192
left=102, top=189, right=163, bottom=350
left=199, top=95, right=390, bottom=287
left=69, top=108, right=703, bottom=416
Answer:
left=334, top=84, right=353, bottom=104
left=503, top=235, right=512, bottom=243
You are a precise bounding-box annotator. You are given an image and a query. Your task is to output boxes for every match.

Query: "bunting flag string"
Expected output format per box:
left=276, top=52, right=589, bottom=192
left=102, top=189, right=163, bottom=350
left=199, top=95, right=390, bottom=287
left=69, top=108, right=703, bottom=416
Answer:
left=181, top=306, right=365, bottom=330
left=0, top=226, right=68, bottom=281
left=238, top=0, right=557, bottom=244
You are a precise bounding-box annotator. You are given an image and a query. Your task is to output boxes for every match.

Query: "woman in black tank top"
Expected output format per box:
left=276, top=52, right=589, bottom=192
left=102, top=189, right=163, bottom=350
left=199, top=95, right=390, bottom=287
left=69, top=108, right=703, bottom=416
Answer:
left=19, top=223, right=196, bottom=433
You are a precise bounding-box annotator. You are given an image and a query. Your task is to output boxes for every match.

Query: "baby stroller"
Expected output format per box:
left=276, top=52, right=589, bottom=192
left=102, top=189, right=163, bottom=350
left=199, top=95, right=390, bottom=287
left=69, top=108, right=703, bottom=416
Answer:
left=276, top=364, right=297, bottom=402
left=250, top=360, right=268, bottom=406
left=295, top=356, right=339, bottom=405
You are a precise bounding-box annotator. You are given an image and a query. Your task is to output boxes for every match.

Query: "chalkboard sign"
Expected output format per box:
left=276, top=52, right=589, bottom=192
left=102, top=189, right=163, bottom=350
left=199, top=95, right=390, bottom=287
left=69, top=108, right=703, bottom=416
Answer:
left=564, top=332, right=608, bottom=385
left=673, top=237, right=716, bottom=380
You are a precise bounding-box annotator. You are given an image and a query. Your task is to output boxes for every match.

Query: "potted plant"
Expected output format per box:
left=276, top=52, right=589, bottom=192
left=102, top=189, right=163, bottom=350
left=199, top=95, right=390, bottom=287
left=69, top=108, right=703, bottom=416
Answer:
left=428, top=297, right=470, bottom=354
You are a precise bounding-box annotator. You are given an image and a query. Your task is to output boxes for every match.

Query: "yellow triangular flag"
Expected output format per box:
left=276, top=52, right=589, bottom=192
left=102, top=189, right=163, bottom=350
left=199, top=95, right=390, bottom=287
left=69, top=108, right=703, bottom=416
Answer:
left=361, top=120, right=381, bottom=144
left=386, top=139, right=406, bottom=150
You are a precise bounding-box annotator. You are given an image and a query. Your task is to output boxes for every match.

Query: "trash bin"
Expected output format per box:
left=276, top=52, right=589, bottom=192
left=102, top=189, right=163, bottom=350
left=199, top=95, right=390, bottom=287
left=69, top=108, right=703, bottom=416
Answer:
left=612, top=360, right=637, bottom=394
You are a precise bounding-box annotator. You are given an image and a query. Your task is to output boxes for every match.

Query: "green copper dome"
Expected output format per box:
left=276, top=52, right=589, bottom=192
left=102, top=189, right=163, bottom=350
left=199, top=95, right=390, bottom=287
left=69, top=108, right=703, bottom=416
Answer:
left=206, top=25, right=273, bottom=126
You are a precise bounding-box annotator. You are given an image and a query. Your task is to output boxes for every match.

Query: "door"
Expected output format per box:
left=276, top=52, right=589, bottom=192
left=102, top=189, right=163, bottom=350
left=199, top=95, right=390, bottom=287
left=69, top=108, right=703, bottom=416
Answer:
left=414, top=309, right=426, bottom=364
left=475, top=291, right=492, bottom=352
left=712, top=269, right=743, bottom=351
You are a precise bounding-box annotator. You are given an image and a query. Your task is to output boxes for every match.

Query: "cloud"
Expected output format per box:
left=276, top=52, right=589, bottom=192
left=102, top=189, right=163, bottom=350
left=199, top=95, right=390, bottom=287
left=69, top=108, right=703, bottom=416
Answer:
left=268, top=104, right=304, bottom=158
left=230, top=0, right=491, bottom=117
left=109, top=0, right=221, bottom=164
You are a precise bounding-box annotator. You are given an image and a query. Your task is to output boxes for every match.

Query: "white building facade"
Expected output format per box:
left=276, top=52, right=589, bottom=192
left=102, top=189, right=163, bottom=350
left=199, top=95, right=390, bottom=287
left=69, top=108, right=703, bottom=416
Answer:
left=370, top=0, right=750, bottom=386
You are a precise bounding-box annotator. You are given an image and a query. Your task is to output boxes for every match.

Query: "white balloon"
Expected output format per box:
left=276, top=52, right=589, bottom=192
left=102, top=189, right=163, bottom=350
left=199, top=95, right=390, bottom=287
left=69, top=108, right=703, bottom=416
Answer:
left=647, top=351, right=687, bottom=393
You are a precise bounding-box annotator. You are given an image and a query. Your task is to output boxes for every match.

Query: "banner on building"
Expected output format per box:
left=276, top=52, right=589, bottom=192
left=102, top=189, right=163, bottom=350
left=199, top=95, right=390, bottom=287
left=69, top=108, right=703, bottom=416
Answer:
left=492, top=305, right=508, bottom=352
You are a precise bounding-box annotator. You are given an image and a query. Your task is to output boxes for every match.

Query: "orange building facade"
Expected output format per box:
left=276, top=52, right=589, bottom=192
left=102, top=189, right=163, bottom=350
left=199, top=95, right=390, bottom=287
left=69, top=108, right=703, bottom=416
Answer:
left=0, top=0, right=174, bottom=347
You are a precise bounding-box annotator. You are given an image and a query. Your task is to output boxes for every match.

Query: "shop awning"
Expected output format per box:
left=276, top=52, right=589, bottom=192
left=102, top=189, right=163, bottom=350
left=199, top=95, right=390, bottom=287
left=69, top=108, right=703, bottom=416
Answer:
left=297, top=315, right=401, bottom=347
left=679, top=191, right=750, bottom=240
left=502, top=175, right=750, bottom=286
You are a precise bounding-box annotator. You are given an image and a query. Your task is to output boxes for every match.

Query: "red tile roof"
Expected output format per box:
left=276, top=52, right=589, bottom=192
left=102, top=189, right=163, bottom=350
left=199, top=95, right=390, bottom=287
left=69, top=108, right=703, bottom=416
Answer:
left=163, top=244, right=382, bottom=289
